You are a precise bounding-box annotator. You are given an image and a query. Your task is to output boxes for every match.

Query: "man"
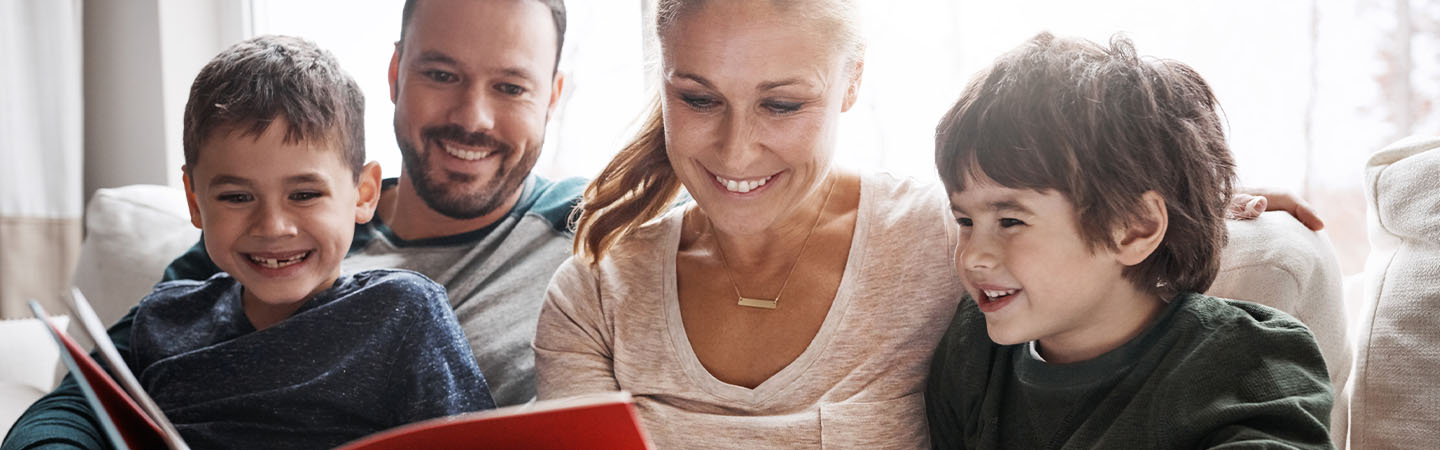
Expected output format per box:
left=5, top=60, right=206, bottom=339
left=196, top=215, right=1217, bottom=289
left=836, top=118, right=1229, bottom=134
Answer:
left=4, top=1, right=574, bottom=447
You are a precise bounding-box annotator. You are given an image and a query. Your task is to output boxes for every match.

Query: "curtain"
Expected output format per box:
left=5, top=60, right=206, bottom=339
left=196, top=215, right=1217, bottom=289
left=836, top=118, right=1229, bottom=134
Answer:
left=0, top=0, right=84, bottom=319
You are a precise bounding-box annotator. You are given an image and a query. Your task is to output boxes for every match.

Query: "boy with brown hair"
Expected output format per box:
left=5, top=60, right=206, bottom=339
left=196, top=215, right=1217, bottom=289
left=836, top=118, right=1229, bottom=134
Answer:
left=125, top=35, right=492, bottom=448
left=925, top=33, right=1334, bottom=449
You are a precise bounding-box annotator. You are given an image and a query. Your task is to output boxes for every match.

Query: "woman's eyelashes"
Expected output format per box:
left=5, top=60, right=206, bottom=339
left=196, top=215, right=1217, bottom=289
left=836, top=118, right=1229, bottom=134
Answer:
left=680, top=93, right=720, bottom=111
left=677, top=91, right=805, bottom=115
left=762, top=100, right=803, bottom=114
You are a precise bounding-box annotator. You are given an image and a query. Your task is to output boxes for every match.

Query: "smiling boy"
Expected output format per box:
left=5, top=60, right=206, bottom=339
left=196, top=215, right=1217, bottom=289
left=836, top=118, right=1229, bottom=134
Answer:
left=925, top=33, right=1334, bottom=449
left=121, top=35, right=493, bottom=449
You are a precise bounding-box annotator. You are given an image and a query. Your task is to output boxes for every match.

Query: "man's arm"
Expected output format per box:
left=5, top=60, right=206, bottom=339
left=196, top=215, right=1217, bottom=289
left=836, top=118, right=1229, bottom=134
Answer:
left=1, top=239, right=218, bottom=450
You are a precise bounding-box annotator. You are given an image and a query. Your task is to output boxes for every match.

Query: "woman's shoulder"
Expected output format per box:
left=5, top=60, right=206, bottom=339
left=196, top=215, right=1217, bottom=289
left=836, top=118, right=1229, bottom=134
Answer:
left=858, top=172, right=949, bottom=223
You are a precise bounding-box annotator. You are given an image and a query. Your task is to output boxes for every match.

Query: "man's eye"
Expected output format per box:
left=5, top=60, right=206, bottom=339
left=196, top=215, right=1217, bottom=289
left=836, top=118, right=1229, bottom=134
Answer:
left=290, top=191, right=323, bottom=201
left=1000, top=218, right=1026, bottom=228
left=681, top=95, right=719, bottom=110
left=496, top=83, right=526, bottom=96
left=762, top=101, right=802, bottom=114
left=217, top=193, right=253, bottom=203
left=956, top=217, right=973, bottom=227
left=423, top=70, right=457, bottom=83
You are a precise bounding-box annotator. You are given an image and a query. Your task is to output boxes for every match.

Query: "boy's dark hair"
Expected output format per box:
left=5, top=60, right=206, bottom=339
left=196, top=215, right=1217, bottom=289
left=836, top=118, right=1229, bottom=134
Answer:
left=398, top=0, right=567, bottom=72
left=183, top=35, right=365, bottom=178
left=935, top=32, right=1236, bottom=296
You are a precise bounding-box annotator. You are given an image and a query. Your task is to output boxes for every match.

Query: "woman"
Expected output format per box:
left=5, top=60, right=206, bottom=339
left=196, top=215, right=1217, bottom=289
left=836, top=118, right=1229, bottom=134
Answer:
left=534, top=0, right=951, bottom=447
left=533, top=1, right=1322, bottom=448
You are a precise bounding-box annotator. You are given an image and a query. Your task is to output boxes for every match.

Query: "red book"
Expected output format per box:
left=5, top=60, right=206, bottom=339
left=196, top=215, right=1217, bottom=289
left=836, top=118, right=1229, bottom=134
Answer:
left=337, top=392, right=653, bottom=450
left=31, top=290, right=653, bottom=450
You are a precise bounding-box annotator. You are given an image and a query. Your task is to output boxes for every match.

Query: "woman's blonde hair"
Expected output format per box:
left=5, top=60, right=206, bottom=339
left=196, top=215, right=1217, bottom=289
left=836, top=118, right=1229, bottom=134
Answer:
left=572, top=0, right=863, bottom=263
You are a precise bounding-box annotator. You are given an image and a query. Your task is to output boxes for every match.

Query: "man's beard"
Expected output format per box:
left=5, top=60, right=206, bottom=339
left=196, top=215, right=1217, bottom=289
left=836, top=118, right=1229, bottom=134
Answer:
left=397, top=123, right=540, bottom=220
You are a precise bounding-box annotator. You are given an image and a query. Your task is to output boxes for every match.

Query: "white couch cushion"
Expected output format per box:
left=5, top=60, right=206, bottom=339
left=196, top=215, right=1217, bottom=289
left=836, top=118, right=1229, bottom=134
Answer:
left=0, top=316, right=69, bottom=435
left=1350, top=135, right=1440, bottom=450
left=71, top=185, right=199, bottom=328
left=1208, top=212, right=1350, bottom=447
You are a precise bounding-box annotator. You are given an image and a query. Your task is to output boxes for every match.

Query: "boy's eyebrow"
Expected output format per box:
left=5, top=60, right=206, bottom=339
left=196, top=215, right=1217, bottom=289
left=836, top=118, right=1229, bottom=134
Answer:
left=208, top=175, right=252, bottom=188
left=284, top=173, right=328, bottom=184
left=989, top=200, right=1033, bottom=215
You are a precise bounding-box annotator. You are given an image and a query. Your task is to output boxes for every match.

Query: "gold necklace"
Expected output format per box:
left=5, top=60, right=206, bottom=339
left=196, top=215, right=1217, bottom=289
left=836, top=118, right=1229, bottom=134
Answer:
left=711, top=177, right=837, bottom=310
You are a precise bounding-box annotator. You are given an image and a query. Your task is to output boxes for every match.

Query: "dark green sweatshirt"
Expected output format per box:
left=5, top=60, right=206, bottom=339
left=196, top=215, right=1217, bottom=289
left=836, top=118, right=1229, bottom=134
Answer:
left=926, top=292, right=1334, bottom=449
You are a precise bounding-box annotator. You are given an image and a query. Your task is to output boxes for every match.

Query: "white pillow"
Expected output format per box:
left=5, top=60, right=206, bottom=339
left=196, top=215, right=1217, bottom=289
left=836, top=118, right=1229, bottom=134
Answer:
left=1350, top=135, right=1440, bottom=450
left=0, top=315, right=71, bottom=392
left=71, top=185, right=200, bottom=328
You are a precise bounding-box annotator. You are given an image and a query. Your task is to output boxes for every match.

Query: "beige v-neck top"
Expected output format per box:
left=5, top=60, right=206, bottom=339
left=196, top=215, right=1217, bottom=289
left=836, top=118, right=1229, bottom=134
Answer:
left=534, top=173, right=963, bottom=449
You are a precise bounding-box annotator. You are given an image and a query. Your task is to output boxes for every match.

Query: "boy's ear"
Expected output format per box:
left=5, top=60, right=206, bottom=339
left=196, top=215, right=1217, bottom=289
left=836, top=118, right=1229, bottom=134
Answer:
left=388, top=43, right=401, bottom=103
left=1113, top=190, right=1167, bottom=266
left=841, top=58, right=865, bottom=112
left=181, top=165, right=203, bottom=229
left=353, top=161, right=383, bottom=224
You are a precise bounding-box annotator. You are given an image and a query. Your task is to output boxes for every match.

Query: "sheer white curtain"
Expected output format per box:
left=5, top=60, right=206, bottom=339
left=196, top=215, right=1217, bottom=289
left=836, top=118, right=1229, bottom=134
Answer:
left=0, top=0, right=84, bottom=318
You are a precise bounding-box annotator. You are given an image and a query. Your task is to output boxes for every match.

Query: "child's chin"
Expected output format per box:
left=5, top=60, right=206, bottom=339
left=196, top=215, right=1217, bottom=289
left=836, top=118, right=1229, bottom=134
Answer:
left=984, top=326, right=1030, bottom=346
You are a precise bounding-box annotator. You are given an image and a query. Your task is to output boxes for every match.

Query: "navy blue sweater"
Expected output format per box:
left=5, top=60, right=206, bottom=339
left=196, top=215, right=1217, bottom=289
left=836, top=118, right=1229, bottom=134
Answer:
left=128, top=270, right=494, bottom=449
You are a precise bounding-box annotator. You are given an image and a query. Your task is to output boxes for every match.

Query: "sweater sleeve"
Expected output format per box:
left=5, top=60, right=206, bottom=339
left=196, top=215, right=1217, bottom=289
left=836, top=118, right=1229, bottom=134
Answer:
left=1, top=311, right=138, bottom=450
left=386, top=276, right=496, bottom=425
left=532, top=256, right=621, bottom=399
left=1191, top=304, right=1336, bottom=450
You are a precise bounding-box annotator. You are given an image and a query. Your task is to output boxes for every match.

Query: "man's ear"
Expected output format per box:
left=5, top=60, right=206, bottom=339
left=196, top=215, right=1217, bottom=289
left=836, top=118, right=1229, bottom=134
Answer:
left=182, top=165, right=203, bottom=229
left=388, top=43, right=401, bottom=103
left=547, top=72, right=566, bottom=117
left=840, top=58, right=865, bottom=112
left=1113, top=191, right=1168, bottom=266
left=354, top=161, right=383, bottom=224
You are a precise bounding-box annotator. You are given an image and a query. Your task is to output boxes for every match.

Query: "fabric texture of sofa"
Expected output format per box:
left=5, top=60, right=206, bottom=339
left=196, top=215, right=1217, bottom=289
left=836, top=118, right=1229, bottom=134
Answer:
left=1349, top=135, right=1440, bottom=450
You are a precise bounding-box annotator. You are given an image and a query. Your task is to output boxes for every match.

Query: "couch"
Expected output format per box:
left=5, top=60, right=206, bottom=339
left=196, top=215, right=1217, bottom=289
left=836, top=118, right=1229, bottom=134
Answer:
left=1348, top=135, right=1440, bottom=450
left=1, top=172, right=1368, bottom=445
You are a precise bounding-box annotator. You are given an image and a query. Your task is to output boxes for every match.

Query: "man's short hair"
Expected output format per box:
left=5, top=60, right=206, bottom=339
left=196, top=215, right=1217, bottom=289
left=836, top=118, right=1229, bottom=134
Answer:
left=398, top=0, right=567, bottom=71
left=182, top=35, right=365, bottom=178
left=934, top=32, right=1237, bottom=295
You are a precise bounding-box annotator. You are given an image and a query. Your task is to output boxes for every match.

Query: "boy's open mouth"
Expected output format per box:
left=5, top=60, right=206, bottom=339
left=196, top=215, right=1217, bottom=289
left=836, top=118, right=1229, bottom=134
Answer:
left=245, top=251, right=311, bottom=270
left=976, top=287, right=1021, bottom=313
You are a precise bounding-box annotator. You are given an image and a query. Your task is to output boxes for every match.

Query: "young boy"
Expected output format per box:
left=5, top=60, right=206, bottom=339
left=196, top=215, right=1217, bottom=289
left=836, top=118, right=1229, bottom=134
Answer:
left=126, top=35, right=493, bottom=448
left=925, top=33, right=1334, bottom=449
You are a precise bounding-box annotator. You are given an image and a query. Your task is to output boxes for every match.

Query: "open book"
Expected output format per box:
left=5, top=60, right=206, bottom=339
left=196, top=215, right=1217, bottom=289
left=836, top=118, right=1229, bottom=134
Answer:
left=29, top=289, right=653, bottom=450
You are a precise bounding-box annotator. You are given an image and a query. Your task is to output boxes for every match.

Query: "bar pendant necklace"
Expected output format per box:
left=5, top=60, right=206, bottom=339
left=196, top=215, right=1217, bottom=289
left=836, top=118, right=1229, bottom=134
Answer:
left=712, top=178, right=836, bottom=310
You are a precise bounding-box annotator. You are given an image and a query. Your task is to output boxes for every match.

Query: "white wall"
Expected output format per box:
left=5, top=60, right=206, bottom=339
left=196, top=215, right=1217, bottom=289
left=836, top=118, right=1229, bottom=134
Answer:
left=81, top=0, right=246, bottom=203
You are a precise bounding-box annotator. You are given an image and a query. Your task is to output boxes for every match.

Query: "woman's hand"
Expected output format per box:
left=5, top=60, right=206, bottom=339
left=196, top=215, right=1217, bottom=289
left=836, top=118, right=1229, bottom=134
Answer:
left=1228, top=189, right=1325, bottom=231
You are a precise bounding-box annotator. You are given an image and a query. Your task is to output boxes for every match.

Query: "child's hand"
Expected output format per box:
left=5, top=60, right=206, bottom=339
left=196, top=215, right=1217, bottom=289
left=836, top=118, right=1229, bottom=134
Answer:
left=1228, top=189, right=1325, bottom=231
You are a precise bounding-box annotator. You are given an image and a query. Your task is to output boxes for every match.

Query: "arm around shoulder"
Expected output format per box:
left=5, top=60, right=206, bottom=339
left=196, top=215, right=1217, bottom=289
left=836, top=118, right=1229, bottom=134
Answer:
left=532, top=256, right=621, bottom=400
